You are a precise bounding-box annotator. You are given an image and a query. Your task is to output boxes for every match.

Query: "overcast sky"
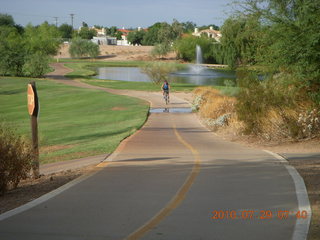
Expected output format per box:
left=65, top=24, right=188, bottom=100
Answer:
left=2, top=0, right=239, bottom=28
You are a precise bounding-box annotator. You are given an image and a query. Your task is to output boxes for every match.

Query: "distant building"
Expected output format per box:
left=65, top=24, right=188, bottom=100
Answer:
left=117, top=27, right=132, bottom=46
left=117, top=27, right=147, bottom=46
left=92, top=27, right=106, bottom=37
left=192, top=26, right=222, bottom=42
left=91, top=36, right=117, bottom=45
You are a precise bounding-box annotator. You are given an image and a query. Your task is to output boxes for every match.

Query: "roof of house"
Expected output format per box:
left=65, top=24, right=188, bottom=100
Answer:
left=117, top=29, right=131, bottom=35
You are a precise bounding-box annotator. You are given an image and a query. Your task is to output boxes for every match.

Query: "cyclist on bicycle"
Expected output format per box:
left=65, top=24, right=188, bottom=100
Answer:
left=161, top=80, right=170, bottom=103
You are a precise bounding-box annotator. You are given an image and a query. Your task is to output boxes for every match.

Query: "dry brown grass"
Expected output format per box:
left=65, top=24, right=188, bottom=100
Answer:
left=193, top=87, right=236, bottom=119
left=258, top=107, right=299, bottom=140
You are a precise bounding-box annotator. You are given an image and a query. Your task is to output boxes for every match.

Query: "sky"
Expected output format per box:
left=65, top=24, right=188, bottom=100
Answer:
left=2, top=0, right=239, bottom=29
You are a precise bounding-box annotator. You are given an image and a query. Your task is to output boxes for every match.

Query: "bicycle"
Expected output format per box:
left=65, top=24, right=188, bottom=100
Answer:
left=163, top=90, right=169, bottom=105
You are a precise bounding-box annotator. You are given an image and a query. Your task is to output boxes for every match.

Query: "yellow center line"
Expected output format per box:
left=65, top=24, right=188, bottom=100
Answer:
left=125, top=123, right=201, bottom=240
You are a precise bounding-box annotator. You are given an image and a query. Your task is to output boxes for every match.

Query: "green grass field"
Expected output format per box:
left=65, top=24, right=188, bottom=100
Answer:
left=0, top=77, right=149, bottom=164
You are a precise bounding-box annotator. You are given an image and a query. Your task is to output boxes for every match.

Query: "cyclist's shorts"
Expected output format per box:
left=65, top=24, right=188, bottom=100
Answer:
left=163, top=89, right=169, bottom=93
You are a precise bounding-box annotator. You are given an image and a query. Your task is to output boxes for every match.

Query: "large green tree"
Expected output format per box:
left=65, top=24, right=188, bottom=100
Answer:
left=127, top=30, right=146, bottom=45
left=174, top=35, right=218, bottom=63
left=0, top=17, right=61, bottom=77
left=24, top=22, right=61, bottom=55
left=59, top=23, right=73, bottom=39
left=0, top=26, right=26, bottom=76
left=238, top=0, right=320, bottom=103
left=220, top=14, right=263, bottom=69
left=0, top=13, right=15, bottom=27
left=142, top=20, right=184, bottom=46
left=78, top=26, right=97, bottom=39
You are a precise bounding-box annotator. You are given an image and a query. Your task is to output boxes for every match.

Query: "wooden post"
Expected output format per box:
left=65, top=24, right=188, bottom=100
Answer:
left=27, top=82, right=40, bottom=178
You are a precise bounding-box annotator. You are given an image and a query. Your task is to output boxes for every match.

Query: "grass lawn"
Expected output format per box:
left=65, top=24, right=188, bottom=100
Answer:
left=0, top=77, right=149, bottom=164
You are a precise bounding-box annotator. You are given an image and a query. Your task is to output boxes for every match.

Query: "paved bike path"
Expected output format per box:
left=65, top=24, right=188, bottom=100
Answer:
left=0, top=64, right=307, bottom=239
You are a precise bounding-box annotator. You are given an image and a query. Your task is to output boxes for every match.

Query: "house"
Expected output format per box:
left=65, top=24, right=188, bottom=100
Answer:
left=192, top=26, right=222, bottom=42
left=117, top=27, right=147, bottom=46
left=117, top=27, right=132, bottom=46
left=92, top=27, right=106, bottom=37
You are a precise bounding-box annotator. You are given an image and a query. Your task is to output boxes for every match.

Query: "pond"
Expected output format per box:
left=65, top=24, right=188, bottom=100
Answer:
left=93, top=66, right=236, bottom=86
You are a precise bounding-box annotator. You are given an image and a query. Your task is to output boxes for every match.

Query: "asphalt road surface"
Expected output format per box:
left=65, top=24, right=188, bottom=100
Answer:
left=0, top=64, right=307, bottom=240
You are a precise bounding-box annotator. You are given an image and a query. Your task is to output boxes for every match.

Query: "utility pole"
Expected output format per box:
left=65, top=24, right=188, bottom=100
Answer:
left=70, top=13, right=74, bottom=29
left=53, top=17, right=58, bottom=27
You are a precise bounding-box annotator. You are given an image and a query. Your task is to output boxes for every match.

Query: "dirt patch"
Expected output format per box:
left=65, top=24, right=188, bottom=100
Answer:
left=41, top=151, right=99, bottom=164
left=0, top=166, right=97, bottom=215
left=55, top=44, right=176, bottom=61
left=215, top=125, right=320, bottom=153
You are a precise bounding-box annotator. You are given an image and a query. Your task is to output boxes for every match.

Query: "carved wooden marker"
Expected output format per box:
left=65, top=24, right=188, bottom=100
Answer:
left=27, top=82, right=39, bottom=178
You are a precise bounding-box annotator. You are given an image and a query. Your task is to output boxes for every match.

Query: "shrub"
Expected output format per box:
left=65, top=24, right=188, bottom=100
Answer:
left=23, top=52, right=51, bottom=77
left=235, top=70, right=319, bottom=140
left=150, top=43, right=171, bottom=59
left=193, top=87, right=236, bottom=120
left=192, top=87, right=237, bottom=130
left=69, top=38, right=100, bottom=59
left=0, top=125, right=33, bottom=195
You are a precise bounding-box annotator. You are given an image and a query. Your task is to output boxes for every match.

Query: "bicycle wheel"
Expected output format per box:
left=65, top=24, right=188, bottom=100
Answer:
left=165, top=93, right=169, bottom=104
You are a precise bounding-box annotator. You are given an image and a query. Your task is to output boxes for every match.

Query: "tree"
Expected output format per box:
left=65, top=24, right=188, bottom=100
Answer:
left=199, top=24, right=219, bottom=31
left=0, top=26, right=26, bottom=76
left=127, top=30, right=146, bottom=45
left=238, top=0, right=320, bottom=104
left=142, top=22, right=162, bottom=45
left=174, top=35, right=218, bottom=63
left=181, top=21, right=197, bottom=33
left=69, top=38, right=100, bottom=58
left=24, top=22, right=61, bottom=56
left=171, top=19, right=184, bottom=40
left=219, top=14, right=263, bottom=68
left=0, top=20, right=60, bottom=77
left=142, top=20, right=183, bottom=46
left=0, top=13, right=15, bottom=27
left=107, top=26, right=118, bottom=36
left=78, top=27, right=97, bottom=39
left=151, top=43, right=171, bottom=59
left=59, top=23, right=73, bottom=39
left=141, top=62, right=178, bottom=84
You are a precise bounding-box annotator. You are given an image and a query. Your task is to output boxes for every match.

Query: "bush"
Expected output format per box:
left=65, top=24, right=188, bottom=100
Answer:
left=235, top=70, right=319, bottom=140
left=23, top=52, right=51, bottom=77
left=0, top=125, right=33, bottom=195
left=193, top=87, right=236, bottom=120
left=150, top=43, right=171, bottom=59
left=69, top=38, right=100, bottom=59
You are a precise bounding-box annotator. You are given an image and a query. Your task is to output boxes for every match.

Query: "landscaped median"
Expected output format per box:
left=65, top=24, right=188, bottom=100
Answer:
left=0, top=77, right=149, bottom=164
